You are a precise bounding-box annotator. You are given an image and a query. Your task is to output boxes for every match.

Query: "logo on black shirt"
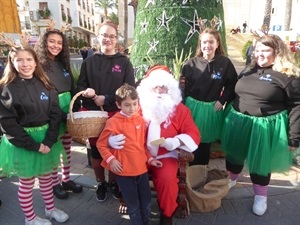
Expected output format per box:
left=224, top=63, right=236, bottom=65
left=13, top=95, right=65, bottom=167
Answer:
left=40, top=92, right=49, bottom=100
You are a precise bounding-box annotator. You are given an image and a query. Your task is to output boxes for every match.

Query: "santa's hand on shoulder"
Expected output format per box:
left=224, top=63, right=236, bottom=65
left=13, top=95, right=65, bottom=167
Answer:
left=108, top=134, right=125, bottom=150
left=160, top=137, right=181, bottom=151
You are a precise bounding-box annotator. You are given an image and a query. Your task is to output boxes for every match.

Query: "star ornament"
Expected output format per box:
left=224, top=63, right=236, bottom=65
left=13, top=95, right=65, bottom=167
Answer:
left=181, top=10, right=201, bottom=44
left=147, top=39, right=159, bottom=55
left=140, top=18, right=149, bottom=34
left=145, top=0, right=155, bottom=8
left=156, top=10, right=174, bottom=32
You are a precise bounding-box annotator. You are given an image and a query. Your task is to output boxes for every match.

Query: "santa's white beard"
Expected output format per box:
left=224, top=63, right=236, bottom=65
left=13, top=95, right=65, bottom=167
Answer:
left=140, top=93, right=176, bottom=124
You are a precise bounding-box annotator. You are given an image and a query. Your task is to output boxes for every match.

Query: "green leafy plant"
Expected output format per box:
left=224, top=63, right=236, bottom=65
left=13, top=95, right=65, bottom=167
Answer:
left=71, top=64, right=81, bottom=85
left=68, top=16, right=73, bottom=24
left=242, top=40, right=252, bottom=60
left=38, top=8, right=51, bottom=19
left=172, top=48, right=192, bottom=80
left=62, top=12, right=67, bottom=21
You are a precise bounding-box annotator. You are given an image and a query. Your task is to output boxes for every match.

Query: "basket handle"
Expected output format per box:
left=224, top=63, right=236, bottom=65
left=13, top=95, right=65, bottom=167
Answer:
left=69, top=91, right=105, bottom=123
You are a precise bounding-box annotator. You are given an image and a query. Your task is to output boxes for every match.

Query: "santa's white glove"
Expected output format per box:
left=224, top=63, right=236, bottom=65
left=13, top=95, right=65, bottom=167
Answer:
left=108, top=134, right=125, bottom=150
left=160, top=138, right=181, bottom=151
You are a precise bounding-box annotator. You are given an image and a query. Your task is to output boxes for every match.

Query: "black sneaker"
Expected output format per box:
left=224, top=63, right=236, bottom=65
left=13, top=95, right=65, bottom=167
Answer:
left=62, top=180, right=83, bottom=193
left=109, top=181, right=122, bottom=199
left=96, top=181, right=107, bottom=202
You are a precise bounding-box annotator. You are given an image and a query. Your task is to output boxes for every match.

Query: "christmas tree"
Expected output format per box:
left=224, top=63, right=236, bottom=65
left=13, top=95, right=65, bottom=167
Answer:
left=130, top=0, right=227, bottom=80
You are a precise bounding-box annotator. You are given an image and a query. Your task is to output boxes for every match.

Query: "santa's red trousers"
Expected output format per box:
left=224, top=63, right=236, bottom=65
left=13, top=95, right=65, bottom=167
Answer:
left=149, top=157, right=179, bottom=217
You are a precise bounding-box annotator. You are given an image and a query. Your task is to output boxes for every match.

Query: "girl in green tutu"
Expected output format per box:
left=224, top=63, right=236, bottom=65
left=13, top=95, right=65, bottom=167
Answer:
left=35, top=23, right=82, bottom=200
left=0, top=42, right=69, bottom=224
left=221, top=34, right=300, bottom=216
left=181, top=28, right=238, bottom=165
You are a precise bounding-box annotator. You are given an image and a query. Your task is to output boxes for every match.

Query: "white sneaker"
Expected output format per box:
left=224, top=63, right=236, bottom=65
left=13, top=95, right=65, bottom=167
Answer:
left=25, top=216, right=52, bottom=225
left=228, top=179, right=237, bottom=189
left=45, top=207, right=69, bottom=223
left=252, top=195, right=267, bottom=216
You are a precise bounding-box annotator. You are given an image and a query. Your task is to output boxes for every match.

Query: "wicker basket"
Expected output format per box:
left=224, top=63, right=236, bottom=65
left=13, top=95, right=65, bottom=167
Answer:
left=67, top=91, right=108, bottom=139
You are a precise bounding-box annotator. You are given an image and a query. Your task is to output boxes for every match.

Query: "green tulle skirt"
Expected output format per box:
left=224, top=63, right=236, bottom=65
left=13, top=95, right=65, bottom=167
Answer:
left=58, top=92, right=71, bottom=135
left=221, top=106, right=292, bottom=176
left=58, top=92, right=71, bottom=114
left=0, top=124, right=63, bottom=178
left=185, top=96, right=224, bottom=143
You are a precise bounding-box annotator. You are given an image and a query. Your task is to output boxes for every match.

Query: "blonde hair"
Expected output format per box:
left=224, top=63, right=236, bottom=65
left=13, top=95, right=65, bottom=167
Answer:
left=255, top=34, right=300, bottom=77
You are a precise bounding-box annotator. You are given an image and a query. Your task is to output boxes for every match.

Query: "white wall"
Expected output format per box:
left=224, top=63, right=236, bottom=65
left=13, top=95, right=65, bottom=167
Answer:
left=223, top=0, right=300, bottom=35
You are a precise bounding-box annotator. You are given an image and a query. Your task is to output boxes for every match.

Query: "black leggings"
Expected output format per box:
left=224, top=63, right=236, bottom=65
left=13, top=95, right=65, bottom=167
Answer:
left=226, top=160, right=271, bottom=186
left=190, top=143, right=211, bottom=166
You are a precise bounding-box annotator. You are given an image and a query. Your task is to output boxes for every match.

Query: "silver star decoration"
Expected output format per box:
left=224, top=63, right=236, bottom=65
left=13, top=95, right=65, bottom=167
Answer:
left=216, top=15, right=223, bottom=31
left=145, top=0, right=155, bottom=8
left=140, top=18, right=149, bottom=33
left=133, top=40, right=138, bottom=53
left=156, top=10, right=174, bottom=32
left=181, top=10, right=201, bottom=44
left=147, top=39, right=159, bottom=55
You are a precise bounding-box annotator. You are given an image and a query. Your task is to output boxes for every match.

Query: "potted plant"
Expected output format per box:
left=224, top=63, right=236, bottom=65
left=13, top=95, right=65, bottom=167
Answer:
left=68, top=16, right=72, bottom=24
left=62, top=12, right=66, bottom=21
left=38, top=8, right=51, bottom=19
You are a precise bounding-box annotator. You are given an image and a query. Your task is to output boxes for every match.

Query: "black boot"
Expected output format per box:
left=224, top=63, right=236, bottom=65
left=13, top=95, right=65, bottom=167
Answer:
left=159, top=214, right=173, bottom=225
left=53, top=184, right=68, bottom=199
left=62, top=180, right=83, bottom=193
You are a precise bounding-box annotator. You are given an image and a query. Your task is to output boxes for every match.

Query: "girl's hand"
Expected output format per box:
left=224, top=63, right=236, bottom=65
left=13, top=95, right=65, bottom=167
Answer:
left=82, top=88, right=96, bottom=98
left=214, top=101, right=223, bottom=111
left=93, top=95, right=105, bottom=107
left=39, top=143, right=50, bottom=154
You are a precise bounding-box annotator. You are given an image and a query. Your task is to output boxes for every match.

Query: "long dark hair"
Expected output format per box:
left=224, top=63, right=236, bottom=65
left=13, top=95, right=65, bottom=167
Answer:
left=34, top=29, right=71, bottom=73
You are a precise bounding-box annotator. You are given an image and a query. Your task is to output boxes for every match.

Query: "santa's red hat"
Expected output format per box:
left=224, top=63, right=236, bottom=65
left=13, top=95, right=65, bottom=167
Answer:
left=144, top=65, right=171, bottom=78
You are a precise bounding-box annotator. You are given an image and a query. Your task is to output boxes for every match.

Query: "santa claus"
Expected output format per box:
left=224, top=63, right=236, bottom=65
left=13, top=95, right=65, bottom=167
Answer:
left=109, top=65, right=200, bottom=225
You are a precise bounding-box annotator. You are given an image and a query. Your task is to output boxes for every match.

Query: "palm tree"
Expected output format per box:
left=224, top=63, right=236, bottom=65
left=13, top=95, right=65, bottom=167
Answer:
left=123, top=0, right=128, bottom=49
left=95, top=0, right=116, bottom=19
left=108, top=12, right=119, bottom=26
left=262, top=0, right=272, bottom=31
left=284, top=0, right=292, bottom=31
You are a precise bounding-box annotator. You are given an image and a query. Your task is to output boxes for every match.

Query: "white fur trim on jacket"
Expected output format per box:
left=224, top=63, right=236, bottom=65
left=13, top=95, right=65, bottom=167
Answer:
left=175, top=134, right=198, bottom=152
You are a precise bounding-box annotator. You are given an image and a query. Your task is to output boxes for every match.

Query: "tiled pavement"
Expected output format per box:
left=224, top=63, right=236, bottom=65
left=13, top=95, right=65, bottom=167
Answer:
left=1, top=141, right=300, bottom=225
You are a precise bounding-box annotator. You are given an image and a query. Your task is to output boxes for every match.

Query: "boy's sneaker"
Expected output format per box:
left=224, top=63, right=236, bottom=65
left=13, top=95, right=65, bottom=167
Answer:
left=252, top=195, right=267, bottom=216
left=45, top=207, right=69, bottom=223
left=96, top=181, right=107, bottom=202
left=109, top=181, right=122, bottom=199
left=25, top=216, right=52, bottom=225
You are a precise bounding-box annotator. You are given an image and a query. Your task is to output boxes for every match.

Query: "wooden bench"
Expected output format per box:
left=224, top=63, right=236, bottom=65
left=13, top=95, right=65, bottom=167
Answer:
left=119, top=149, right=194, bottom=219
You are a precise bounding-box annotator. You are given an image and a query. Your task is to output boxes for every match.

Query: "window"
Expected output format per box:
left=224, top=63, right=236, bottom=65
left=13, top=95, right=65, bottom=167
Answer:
left=39, top=2, right=48, bottom=10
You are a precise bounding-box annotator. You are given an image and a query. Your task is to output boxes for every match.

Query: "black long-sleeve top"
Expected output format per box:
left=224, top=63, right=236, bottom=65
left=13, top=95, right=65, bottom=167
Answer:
left=0, top=76, right=61, bottom=151
left=76, top=52, right=135, bottom=112
left=44, top=60, right=75, bottom=121
left=181, top=54, right=238, bottom=105
left=235, top=66, right=300, bottom=147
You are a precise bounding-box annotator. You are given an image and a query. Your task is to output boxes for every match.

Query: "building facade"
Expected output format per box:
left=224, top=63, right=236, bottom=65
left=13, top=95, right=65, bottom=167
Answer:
left=17, top=0, right=96, bottom=47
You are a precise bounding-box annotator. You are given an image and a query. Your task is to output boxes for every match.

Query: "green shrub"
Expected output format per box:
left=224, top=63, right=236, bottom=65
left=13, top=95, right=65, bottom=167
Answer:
left=242, top=40, right=252, bottom=60
left=71, top=64, right=81, bottom=86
